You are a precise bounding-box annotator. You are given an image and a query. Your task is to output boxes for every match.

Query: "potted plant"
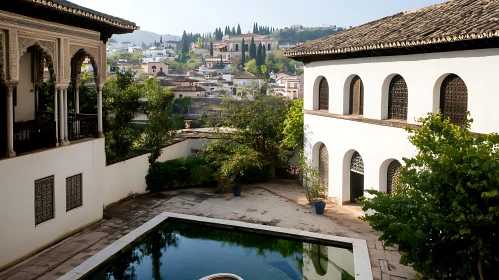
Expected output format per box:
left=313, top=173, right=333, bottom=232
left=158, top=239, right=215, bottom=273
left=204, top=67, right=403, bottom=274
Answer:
left=300, top=153, right=328, bottom=214
left=219, top=146, right=263, bottom=197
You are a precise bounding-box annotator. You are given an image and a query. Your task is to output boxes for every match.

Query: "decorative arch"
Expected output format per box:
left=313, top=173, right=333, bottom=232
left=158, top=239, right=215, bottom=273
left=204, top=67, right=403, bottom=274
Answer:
left=439, top=74, right=468, bottom=125
left=318, top=77, right=329, bottom=110
left=388, top=75, right=408, bottom=120
left=18, top=40, right=57, bottom=81
left=349, top=151, right=364, bottom=203
left=70, top=49, right=100, bottom=87
left=349, top=75, right=363, bottom=115
left=312, top=75, right=327, bottom=110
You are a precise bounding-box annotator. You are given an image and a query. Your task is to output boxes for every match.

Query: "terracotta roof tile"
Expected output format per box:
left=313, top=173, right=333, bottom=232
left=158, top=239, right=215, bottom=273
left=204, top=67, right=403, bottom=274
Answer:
left=285, top=0, right=499, bottom=59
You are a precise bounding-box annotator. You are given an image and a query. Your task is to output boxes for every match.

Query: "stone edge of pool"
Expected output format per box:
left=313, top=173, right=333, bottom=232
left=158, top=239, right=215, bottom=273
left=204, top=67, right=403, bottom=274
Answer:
left=57, top=212, right=373, bottom=280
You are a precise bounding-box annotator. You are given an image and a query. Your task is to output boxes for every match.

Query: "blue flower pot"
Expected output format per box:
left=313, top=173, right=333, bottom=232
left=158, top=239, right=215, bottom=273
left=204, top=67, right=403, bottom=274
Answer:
left=314, top=201, right=326, bottom=214
left=233, top=186, right=242, bottom=197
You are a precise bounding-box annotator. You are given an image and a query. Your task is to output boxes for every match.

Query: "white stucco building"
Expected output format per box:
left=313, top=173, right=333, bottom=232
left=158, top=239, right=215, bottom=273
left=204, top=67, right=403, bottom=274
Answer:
left=285, top=0, right=499, bottom=204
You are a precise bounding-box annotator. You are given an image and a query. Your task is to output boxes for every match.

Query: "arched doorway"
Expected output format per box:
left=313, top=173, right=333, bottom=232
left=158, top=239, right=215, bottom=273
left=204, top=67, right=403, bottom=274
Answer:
left=350, top=151, right=364, bottom=202
left=387, top=160, right=402, bottom=195
left=318, top=143, right=329, bottom=194
left=440, top=74, right=467, bottom=125
left=349, top=76, right=363, bottom=115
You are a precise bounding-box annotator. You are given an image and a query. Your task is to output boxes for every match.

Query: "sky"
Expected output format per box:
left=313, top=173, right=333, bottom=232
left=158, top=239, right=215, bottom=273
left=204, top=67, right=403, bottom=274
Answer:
left=70, top=0, right=447, bottom=36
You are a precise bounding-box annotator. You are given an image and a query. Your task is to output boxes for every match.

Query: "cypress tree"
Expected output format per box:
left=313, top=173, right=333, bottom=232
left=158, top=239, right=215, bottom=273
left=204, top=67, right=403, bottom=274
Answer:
left=256, top=43, right=263, bottom=66
left=249, top=37, right=256, bottom=60
left=255, top=23, right=259, bottom=34
left=237, top=24, right=241, bottom=35
left=253, top=23, right=256, bottom=34
left=241, top=38, right=246, bottom=67
left=262, top=44, right=267, bottom=62
left=232, top=26, right=236, bottom=35
left=160, top=36, right=163, bottom=44
left=210, top=41, right=213, bottom=56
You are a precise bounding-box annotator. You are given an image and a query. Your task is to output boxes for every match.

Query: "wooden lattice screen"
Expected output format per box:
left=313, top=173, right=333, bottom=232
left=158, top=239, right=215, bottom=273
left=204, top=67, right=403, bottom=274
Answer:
left=349, top=76, right=364, bottom=115
left=387, top=160, right=402, bottom=195
left=388, top=75, right=408, bottom=120
left=440, top=74, right=468, bottom=125
left=318, top=78, right=329, bottom=110
left=318, top=144, right=329, bottom=192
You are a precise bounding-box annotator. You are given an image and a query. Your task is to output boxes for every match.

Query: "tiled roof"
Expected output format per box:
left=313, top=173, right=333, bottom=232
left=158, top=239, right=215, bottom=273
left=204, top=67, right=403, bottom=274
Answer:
left=234, top=71, right=263, bottom=79
left=25, top=0, right=138, bottom=30
left=172, top=76, right=198, bottom=82
left=174, top=86, right=206, bottom=92
left=159, top=80, right=176, bottom=87
left=285, top=0, right=499, bottom=59
left=156, top=70, right=167, bottom=77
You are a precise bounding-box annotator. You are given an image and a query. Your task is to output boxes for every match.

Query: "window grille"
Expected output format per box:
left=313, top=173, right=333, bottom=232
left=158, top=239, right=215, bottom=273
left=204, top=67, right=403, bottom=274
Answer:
left=66, top=174, right=82, bottom=211
left=388, top=75, right=408, bottom=120
left=440, top=74, right=468, bottom=125
left=387, top=160, right=402, bottom=195
left=349, top=76, right=364, bottom=115
left=318, top=78, right=329, bottom=110
left=35, top=176, right=54, bottom=225
left=350, top=151, right=364, bottom=174
left=318, top=144, right=329, bottom=192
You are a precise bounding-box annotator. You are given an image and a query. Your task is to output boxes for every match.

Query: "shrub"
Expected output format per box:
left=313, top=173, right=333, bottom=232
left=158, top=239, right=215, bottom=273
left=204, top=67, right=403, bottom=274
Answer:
left=146, top=157, right=215, bottom=192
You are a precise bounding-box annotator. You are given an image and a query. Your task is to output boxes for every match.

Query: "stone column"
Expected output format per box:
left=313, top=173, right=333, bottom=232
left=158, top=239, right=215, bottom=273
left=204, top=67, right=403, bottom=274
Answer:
left=58, top=88, right=65, bottom=146
left=63, top=88, right=69, bottom=144
left=97, top=88, right=103, bottom=137
left=5, top=86, right=16, bottom=157
left=54, top=87, right=59, bottom=147
left=75, top=88, right=80, bottom=114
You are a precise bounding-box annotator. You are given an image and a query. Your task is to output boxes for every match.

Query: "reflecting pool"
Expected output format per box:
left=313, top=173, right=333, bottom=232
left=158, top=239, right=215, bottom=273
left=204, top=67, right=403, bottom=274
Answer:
left=86, top=220, right=354, bottom=280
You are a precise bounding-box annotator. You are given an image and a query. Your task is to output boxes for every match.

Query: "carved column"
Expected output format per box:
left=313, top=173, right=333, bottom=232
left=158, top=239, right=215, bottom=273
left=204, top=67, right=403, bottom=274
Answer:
left=63, top=88, right=69, bottom=144
left=97, top=88, right=103, bottom=137
left=75, top=88, right=79, bottom=114
left=54, top=87, right=59, bottom=147
left=58, top=87, right=64, bottom=146
left=5, top=85, right=16, bottom=157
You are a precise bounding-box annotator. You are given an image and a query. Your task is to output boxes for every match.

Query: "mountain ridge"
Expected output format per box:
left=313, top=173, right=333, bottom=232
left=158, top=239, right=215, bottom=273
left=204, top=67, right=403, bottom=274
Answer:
left=112, top=30, right=180, bottom=44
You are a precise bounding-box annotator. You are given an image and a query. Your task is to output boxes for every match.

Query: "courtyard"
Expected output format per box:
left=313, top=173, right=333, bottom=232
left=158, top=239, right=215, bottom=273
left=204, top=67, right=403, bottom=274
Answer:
left=0, top=180, right=416, bottom=280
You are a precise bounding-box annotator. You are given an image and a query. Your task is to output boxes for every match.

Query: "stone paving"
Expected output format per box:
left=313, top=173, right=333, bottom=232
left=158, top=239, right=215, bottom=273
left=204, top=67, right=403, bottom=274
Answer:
left=0, top=180, right=417, bottom=280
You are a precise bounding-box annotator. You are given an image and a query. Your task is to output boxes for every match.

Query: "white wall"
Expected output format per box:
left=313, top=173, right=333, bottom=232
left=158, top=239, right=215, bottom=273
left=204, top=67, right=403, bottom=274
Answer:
left=16, top=51, right=35, bottom=122
left=102, top=138, right=206, bottom=207
left=303, top=49, right=499, bottom=204
left=304, top=49, right=499, bottom=134
left=0, top=138, right=105, bottom=270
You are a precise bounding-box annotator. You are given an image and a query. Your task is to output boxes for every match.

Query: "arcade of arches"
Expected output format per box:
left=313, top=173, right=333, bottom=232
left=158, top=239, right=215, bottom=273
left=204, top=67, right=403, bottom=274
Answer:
left=0, top=25, right=107, bottom=158
left=313, top=144, right=403, bottom=204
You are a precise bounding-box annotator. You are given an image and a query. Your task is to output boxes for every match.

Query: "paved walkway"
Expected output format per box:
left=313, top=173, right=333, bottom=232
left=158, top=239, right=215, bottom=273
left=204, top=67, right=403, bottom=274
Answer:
left=0, top=180, right=416, bottom=280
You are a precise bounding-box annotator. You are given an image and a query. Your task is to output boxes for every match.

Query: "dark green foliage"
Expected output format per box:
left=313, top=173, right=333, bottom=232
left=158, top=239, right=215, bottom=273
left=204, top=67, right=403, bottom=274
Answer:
left=209, top=41, right=213, bottom=56
left=104, top=69, right=143, bottom=163
left=256, top=43, right=263, bottom=67
left=273, top=27, right=346, bottom=44
left=249, top=37, right=256, bottom=60
left=146, top=156, right=215, bottom=192
left=37, top=79, right=55, bottom=112
left=240, top=38, right=246, bottom=66
left=237, top=24, right=242, bottom=35
left=361, top=113, right=499, bottom=280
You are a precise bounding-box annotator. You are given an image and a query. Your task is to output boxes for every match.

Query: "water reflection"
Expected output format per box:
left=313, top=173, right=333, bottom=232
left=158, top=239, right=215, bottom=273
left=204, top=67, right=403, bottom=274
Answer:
left=87, top=220, right=354, bottom=280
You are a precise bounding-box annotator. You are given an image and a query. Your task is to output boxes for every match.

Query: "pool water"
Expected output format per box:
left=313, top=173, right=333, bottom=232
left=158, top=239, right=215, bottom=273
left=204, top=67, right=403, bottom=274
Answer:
left=86, top=220, right=355, bottom=280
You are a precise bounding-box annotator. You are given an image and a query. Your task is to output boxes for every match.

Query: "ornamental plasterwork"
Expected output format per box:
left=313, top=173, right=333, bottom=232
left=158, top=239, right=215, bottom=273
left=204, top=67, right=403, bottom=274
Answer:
left=0, top=32, right=5, bottom=82
left=63, top=38, right=70, bottom=82
left=69, top=43, right=100, bottom=85
left=100, top=43, right=106, bottom=87
left=8, top=29, right=19, bottom=81
left=0, top=13, right=100, bottom=41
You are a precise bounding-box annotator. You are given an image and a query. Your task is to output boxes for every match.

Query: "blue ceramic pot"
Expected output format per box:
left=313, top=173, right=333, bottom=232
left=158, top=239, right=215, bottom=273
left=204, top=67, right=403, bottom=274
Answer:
left=233, top=186, right=242, bottom=197
left=314, top=201, right=326, bottom=214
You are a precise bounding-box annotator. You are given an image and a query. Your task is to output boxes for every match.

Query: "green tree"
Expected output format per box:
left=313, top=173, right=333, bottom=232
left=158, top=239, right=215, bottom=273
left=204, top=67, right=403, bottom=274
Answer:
left=208, top=88, right=290, bottom=178
left=142, top=78, right=178, bottom=164
left=249, top=37, right=256, bottom=60
left=244, top=59, right=258, bottom=74
left=196, top=37, right=202, bottom=48
left=241, top=38, right=246, bottom=67
left=181, top=30, right=189, bottom=54
left=256, top=43, right=263, bottom=67
left=237, top=24, right=242, bottom=35
left=361, top=113, right=499, bottom=280
left=160, top=36, right=163, bottom=44
left=282, top=99, right=304, bottom=150
left=173, top=96, right=192, bottom=115
left=209, top=41, right=214, bottom=56
left=103, top=69, right=143, bottom=162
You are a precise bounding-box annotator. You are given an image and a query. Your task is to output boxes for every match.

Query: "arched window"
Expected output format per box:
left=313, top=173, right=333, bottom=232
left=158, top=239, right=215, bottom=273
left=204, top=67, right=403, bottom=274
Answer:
left=388, top=75, right=408, bottom=120
left=318, top=78, right=329, bottom=110
left=151, top=65, right=157, bottom=70
left=440, top=74, right=468, bottom=125
left=318, top=144, right=329, bottom=192
left=349, top=76, right=364, bottom=115
left=350, top=152, right=364, bottom=174
left=387, top=160, right=402, bottom=195
left=350, top=151, right=364, bottom=203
